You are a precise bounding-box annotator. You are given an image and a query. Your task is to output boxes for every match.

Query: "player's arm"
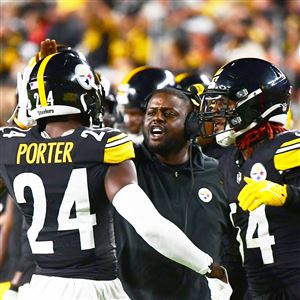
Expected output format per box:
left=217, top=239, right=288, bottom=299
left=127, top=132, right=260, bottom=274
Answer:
left=105, top=159, right=226, bottom=278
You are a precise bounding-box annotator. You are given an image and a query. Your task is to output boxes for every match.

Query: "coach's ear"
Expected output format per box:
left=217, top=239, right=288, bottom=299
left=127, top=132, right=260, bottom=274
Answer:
left=36, top=39, right=58, bottom=62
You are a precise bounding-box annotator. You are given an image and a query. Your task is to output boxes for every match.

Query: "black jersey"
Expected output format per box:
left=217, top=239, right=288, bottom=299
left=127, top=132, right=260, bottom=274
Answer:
left=202, top=143, right=250, bottom=300
left=202, top=142, right=235, bottom=160
left=115, top=143, right=229, bottom=300
left=0, top=125, right=134, bottom=280
left=219, top=130, right=300, bottom=295
left=0, top=192, right=23, bottom=282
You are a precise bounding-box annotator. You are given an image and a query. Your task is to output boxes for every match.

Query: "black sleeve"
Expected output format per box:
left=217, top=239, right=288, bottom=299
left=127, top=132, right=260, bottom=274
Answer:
left=285, top=185, right=300, bottom=211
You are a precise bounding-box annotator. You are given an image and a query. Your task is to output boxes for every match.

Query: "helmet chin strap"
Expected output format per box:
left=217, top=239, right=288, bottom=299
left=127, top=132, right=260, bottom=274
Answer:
left=215, top=125, right=236, bottom=147
left=216, top=122, right=258, bottom=147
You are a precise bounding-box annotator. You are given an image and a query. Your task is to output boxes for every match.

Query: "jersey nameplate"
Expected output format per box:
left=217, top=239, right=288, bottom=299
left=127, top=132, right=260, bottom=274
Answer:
left=17, top=142, right=74, bottom=164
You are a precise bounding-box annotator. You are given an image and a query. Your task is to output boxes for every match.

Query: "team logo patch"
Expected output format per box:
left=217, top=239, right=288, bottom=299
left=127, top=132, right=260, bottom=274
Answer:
left=198, top=188, right=213, bottom=203
left=250, top=163, right=267, bottom=181
left=75, top=64, right=95, bottom=90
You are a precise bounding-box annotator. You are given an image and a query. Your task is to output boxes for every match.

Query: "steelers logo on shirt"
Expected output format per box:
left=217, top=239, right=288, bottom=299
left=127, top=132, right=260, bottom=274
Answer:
left=250, top=163, right=267, bottom=181
left=198, top=188, right=213, bottom=203
left=75, top=64, right=95, bottom=90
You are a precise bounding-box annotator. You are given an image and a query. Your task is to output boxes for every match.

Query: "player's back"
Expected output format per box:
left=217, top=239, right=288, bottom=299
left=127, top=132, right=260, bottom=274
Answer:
left=0, top=125, right=134, bottom=280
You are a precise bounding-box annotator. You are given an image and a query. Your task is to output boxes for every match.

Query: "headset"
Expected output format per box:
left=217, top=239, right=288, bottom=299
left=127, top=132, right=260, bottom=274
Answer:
left=143, top=84, right=205, bottom=140
left=184, top=84, right=206, bottom=140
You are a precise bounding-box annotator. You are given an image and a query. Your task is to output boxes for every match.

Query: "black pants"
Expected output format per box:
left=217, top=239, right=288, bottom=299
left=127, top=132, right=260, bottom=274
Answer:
left=251, top=281, right=300, bottom=300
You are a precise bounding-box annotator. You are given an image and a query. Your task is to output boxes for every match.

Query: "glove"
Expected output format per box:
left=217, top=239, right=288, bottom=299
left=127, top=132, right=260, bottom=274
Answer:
left=206, top=266, right=232, bottom=300
left=7, top=71, right=36, bottom=129
left=15, top=72, right=36, bottom=129
left=2, top=290, right=18, bottom=300
left=238, top=177, right=287, bottom=211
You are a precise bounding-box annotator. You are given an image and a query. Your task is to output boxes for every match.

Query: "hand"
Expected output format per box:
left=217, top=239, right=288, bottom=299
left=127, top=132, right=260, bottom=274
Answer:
left=238, top=177, right=287, bottom=211
left=205, top=263, right=232, bottom=300
left=13, top=72, right=35, bottom=129
left=35, top=38, right=57, bottom=62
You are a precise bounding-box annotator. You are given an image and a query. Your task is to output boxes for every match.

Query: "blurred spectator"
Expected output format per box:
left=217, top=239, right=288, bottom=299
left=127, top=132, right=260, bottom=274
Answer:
left=19, top=2, right=52, bottom=46
left=81, top=0, right=118, bottom=68
left=47, top=0, right=85, bottom=48
left=163, top=29, right=191, bottom=73
left=0, top=4, right=22, bottom=82
left=110, top=1, right=150, bottom=68
left=0, top=0, right=300, bottom=126
left=0, top=84, right=16, bottom=123
left=283, top=3, right=300, bottom=128
left=213, top=4, right=267, bottom=64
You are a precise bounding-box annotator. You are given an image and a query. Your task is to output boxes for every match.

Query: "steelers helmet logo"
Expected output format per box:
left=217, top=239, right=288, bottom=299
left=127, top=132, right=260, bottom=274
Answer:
left=250, top=163, right=267, bottom=181
left=75, top=64, right=95, bottom=90
left=198, top=188, right=213, bottom=203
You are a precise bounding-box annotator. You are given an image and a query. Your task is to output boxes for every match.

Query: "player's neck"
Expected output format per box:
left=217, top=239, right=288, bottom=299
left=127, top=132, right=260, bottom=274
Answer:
left=44, top=120, right=82, bottom=138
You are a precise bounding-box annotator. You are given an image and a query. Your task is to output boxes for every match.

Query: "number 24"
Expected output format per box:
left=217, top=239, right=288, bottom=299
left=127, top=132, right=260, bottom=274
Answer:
left=13, top=169, right=97, bottom=254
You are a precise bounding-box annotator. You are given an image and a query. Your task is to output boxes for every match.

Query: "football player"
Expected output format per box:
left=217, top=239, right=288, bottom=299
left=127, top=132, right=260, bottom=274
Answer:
left=0, top=51, right=229, bottom=299
left=199, top=57, right=300, bottom=299
left=2, top=39, right=81, bottom=300
left=175, top=71, right=211, bottom=90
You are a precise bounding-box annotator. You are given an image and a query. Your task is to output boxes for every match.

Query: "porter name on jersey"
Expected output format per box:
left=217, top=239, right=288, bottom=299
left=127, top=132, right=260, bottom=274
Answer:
left=17, top=142, right=74, bottom=164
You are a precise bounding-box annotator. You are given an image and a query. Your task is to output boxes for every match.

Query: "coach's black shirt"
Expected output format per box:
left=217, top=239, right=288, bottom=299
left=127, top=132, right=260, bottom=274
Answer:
left=115, top=143, right=229, bottom=300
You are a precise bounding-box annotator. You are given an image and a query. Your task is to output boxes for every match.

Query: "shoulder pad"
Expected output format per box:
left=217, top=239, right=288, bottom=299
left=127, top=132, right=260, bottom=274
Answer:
left=83, top=127, right=135, bottom=164
left=274, top=130, right=300, bottom=171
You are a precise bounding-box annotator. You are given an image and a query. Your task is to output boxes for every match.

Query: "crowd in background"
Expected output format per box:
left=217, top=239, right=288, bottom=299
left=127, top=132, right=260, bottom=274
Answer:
left=0, top=0, right=299, bottom=127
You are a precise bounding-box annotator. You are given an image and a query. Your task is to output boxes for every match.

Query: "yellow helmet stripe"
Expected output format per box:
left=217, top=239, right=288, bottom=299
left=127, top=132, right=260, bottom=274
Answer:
left=121, top=66, right=150, bottom=85
left=37, top=53, right=58, bottom=106
left=175, top=72, right=189, bottom=83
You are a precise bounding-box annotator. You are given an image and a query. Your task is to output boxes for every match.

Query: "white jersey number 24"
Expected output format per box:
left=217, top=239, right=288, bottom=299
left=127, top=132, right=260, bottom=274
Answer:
left=13, top=168, right=96, bottom=254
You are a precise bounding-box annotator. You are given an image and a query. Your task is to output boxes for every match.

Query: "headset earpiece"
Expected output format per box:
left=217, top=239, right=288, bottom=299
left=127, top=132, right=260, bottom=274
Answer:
left=184, top=83, right=206, bottom=140
left=184, top=111, right=202, bottom=140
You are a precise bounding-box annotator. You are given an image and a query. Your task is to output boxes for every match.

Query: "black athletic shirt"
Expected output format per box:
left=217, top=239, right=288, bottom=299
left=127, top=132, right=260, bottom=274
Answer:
left=115, top=143, right=229, bottom=300
left=0, top=125, right=134, bottom=280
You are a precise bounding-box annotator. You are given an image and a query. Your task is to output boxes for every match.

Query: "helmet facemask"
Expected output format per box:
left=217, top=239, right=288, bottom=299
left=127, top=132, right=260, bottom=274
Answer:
left=199, top=93, right=239, bottom=147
